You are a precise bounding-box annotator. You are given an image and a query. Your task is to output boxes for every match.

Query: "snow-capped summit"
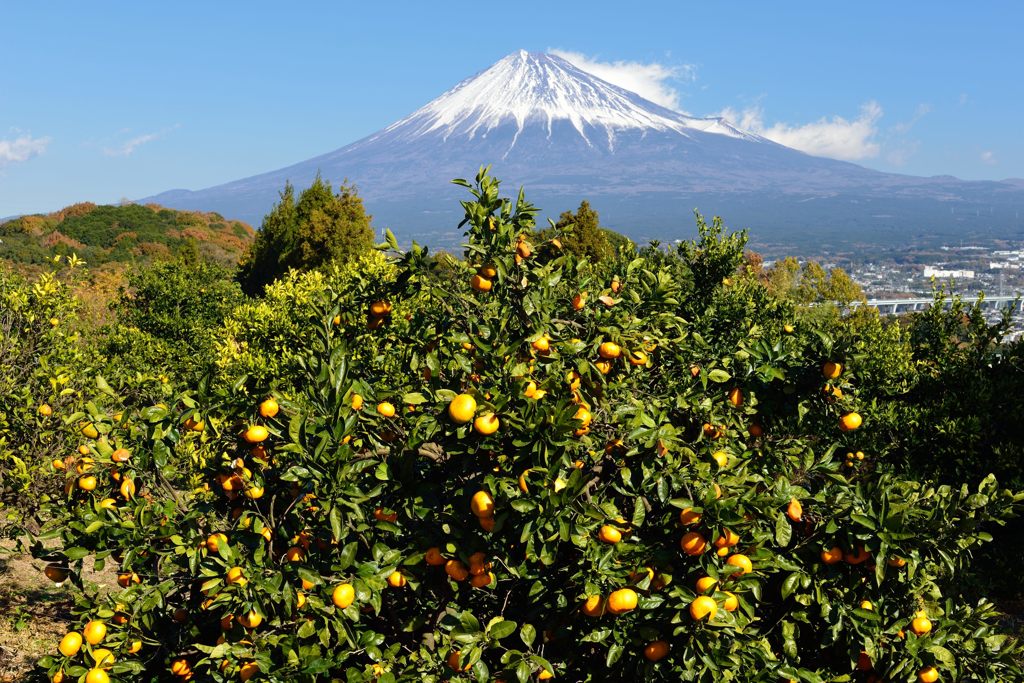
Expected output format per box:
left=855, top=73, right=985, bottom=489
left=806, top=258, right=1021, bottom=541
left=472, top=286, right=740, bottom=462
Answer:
left=145, top=50, right=1024, bottom=249
left=374, top=50, right=753, bottom=152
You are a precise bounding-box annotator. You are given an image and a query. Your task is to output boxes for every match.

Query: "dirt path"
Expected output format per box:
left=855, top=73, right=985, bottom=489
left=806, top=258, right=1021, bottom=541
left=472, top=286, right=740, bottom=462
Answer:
left=0, top=540, right=117, bottom=682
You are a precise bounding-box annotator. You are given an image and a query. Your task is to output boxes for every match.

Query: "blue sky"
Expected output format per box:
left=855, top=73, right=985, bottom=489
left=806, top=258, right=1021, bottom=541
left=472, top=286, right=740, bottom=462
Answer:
left=1, top=1, right=1021, bottom=216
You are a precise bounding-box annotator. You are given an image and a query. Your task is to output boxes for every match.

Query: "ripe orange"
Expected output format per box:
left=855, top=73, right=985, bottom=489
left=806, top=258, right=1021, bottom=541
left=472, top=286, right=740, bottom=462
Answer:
left=80, top=423, right=99, bottom=439
left=689, top=595, right=717, bottom=621
left=206, top=533, right=228, bottom=553
left=821, top=546, right=843, bottom=564
left=242, top=425, right=269, bottom=443
left=238, top=610, right=262, bottom=629
left=226, top=566, right=246, bottom=586
left=572, top=292, right=586, bottom=310
left=258, top=397, right=279, bottom=418
left=839, top=412, right=862, bottom=432
left=117, top=571, right=140, bottom=587
left=573, top=406, right=592, bottom=429
left=538, top=670, right=554, bottom=681
left=445, top=560, right=469, bottom=582
left=598, top=341, right=621, bottom=359
left=78, top=475, right=97, bottom=491
left=425, top=547, right=445, bottom=566
left=447, top=651, right=471, bottom=672
left=598, top=525, right=622, bottom=544
left=448, top=393, right=477, bottom=423
left=695, top=576, right=718, bottom=594
left=714, top=528, right=740, bottom=548
left=887, top=556, right=907, bottom=568
left=911, top=612, right=932, bottom=636
left=606, top=588, right=638, bottom=614
left=518, top=469, right=530, bottom=493
left=783, top=324, right=795, bottom=333
left=85, top=670, right=109, bottom=683
left=726, top=554, right=753, bottom=575
left=470, top=274, right=492, bottom=292
left=748, top=423, right=764, bottom=437
left=786, top=498, right=803, bottom=522
left=351, top=393, right=364, bottom=410
left=918, top=666, right=939, bottom=682
left=679, top=508, right=702, bottom=526
left=711, top=450, right=729, bottom=468
left=531, top=336, right=550, bottom=353
left=377, top=401, right=396, bottom=417
left=860, top=600, right=874, bottom=611
left=387, top=571, right=407, bottom=588
left=727, top=387, right=743, bottom=407
left=470, top=572, right=493, bottom=588
left=479, top=515, right=495, bottom=532
left=680, top=532, right=708, bottom=556
left=170, top=658, right=191, bottom=676
left=478, top=264, right=497, bottom=278
left=822, top=361, right=843, bottom=379
left=240, top=662, right=259, bottom=682
left=119, top=477, right=135, bottom=500
left=581, top=595, right=605, bottom=617
left=722, top=591, right=739, bottom=612
left=58, top=631, right=83, bottom=656
left=845, top=546, right=870, bottom=565
left=628, top=350, right=649, bottom=366
left=38, top=403, right=53, bottom=417
left=83, top=620, right=106, bottom=645
left=473, top=413, right=500, bottom=435
left=470, top=490, right=494, bottom=518
left=110, top=448, right=130, bottom=463
left=332, top=583, right=355, bottom=609
left=369, top=300, right=392, bottom=317
left=643, top=640, right=669, bottom=661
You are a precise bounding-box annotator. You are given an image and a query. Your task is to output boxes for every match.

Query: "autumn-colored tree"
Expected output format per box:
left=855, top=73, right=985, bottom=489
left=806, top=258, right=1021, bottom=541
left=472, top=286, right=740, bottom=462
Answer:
left=238, top=176, right=374, bottom=295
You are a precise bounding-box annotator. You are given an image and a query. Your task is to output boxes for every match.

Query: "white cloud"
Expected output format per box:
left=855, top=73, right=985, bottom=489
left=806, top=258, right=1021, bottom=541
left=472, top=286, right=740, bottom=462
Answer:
left=717, top=102, right=884, bottom=161
left=981, top=150, right=996, bottom=165
left=892, top=103, right=931, bottom=135
left=550, top=49, right=694, bottom=111
left=102, top=124, right=179, bottom=157
left=0, top=133, right=50, bottom=165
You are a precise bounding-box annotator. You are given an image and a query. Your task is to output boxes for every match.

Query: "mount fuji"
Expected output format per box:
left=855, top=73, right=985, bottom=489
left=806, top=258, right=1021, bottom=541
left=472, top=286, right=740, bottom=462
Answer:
left=146, top=50, right=1024, bottom=251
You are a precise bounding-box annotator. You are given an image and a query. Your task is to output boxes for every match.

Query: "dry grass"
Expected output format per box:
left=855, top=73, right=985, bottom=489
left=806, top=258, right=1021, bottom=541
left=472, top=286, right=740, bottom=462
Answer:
left=0, top=541, right=117, bottom=682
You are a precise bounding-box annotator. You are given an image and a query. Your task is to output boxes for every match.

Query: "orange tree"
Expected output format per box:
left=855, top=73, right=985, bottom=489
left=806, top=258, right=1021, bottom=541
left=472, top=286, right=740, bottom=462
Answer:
left=31, top=169, right=1022, bottom=682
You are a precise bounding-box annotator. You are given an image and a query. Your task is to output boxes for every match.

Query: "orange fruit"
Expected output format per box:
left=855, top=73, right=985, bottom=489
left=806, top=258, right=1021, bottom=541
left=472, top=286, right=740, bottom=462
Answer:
left=170, top=658, right=191, bottom=676
left=478, top=264, right=497, bottom=279
left=84, top=670, right=109, bottom=683
left=78, top=475, right=97, bottom=491
left=470, top=572, right=493, bottom=588
left=242, top=425, right=269, bottom=443
left=376, top=401, right=396, bottom=417
left=531, top=336, right=550, bottom=353
left=128, top=640, right=142, bottom=654
left=783, top=323, right=795, bottom=333
left=606, top=588, right=638, bottom=614
left=839, top=412, right=862, bottom=432
left=83, top=620, right=106, bottom=645
left=332, top=583, right=355, bottom=609
left=786, top=498, right=803, bottom=522
left=369, top=300, right=392, bottom=317
left=845, top=546, right=870, bottom=565
left=711, top=450, right=729, bottom=468
left=240, top=662, right=259, bottom=681
left=748, top=423, right=764, bottom=437
left=726, top=554, right=753, bottom=575
left=387, top=571, right=407, bottom=588
left=572, top=292, right=586, bottom=310
left=206, top=533, right=228, bottom=553
left=117, top=571, right=140, bottom=587
left=680, top=532, right=708, bottom=556
left=258, top=397, right=279, bottom=418
left=226, top=566, right=247, bottom=586
left=58, top=631, right=83, bottom=656
left=679, top=508, right=702, bottom=526
left=425, top=547, right=445, bottom=566
left=445, top=560, right=469, bottom=582
left=448, top=393, right=477, bottom=423
left=860, top=600, right=874, bottom=611
left=538, top=670, right=554, bottom=680
left=598, top=525, right=622, bottom=544
left=689, top=595, right=717, bottom=621
left=695, top=576, right=718, bottom=594
left=581, top=595, right=605, bottom=617
left=628, top=350, right=649, bottom=366
left=473, top=413, right=500, bottom=435
left=447, top=651, right=470, bottom=672
left=727, top=387, right=743, bottom=407
left=821, top=546, right=843, bottom=565
left=918, top=666, right=939, bottom=682
left=478, top=515, right=495, bottom=532
left=888, top=556, right=907, bottom=568
left=822, top=361, right=843, bottom=379
left=643, top=640, right=669, bottom=661
left=470, top=274, right=492, bottom=292
left=470, top=490, right=494, bottom=518
left=38, top=403, right=53, bottom=417
left=518, top=469, right=530, bottom=493
left=911, top=612, right=932, bottom=636
left=111, top=448, right=130, bottom=463
left=350, top=393, right=364, bottom=411
left=722, top=591, right=739, bottom=612
left=81, top=423, right=99, bottom=439
left=598, top=341, right=621, bottom=359
left=238, top=610, right=262, bottom=629
left=714, top=528, right=740, bottom=548
left=119, top=477, right=136, bottom=500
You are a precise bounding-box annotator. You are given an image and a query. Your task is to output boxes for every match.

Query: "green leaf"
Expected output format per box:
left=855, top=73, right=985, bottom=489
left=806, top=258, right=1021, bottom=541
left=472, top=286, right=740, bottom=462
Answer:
left=708, top=368, right=731, bottom=383
left=519, top=623, right=536, bottom=649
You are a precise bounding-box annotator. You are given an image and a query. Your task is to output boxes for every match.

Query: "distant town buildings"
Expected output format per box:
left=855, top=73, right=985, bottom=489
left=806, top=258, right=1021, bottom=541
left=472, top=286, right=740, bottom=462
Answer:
left=923, top=266, right=975, bottom=279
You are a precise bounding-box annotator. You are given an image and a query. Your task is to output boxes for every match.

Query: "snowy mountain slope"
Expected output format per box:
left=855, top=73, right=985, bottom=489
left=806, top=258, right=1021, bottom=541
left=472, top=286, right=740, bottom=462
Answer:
left=145, top=51, right=1024, bottom=249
